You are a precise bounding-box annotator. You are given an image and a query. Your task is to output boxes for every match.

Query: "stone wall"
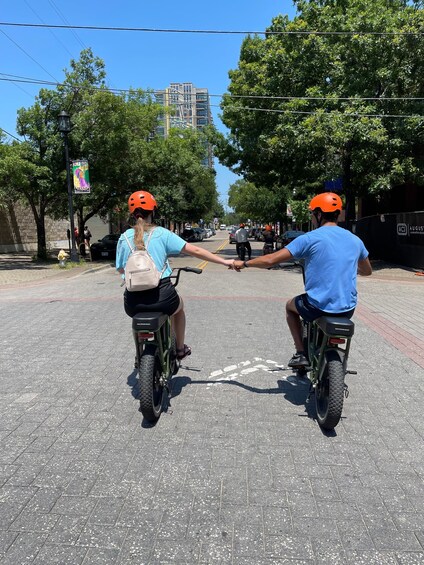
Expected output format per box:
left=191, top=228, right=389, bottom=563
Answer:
left=0, top=203, right=69, bottom=253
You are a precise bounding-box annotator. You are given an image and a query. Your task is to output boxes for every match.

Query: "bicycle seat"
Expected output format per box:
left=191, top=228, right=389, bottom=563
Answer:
left=315, top=316, right=355, bottom=337
left=132, top=312, right=168, bottom=332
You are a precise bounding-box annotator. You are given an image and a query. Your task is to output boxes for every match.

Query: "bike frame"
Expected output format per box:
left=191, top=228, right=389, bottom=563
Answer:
left=304, top=320, right=353, bottom=386
left=134, top=317, right=173, bottom=387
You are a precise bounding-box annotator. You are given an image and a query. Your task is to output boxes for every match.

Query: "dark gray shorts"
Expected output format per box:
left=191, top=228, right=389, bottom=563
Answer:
left=295, top=293, right=355, bottom=323
left=124, top=277, right=180, bottom=317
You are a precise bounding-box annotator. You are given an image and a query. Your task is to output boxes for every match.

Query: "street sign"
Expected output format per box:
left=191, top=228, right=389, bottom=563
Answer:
left=324, top=178, right=343, bottom=192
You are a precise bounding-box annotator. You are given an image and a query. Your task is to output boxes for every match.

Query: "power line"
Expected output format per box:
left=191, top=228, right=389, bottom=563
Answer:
left=23, top=0, right=74, bottom=57
left=47, top=0, right=86, bottom=50
left=0, top=127, right=22, bottom=141
left=1, top=73, right=424, bottom=103
left=208, top=104, right=423, bottom=119
left=0, top=21, right=423, bottom=36
left=0, top=28, right=59, bottom=82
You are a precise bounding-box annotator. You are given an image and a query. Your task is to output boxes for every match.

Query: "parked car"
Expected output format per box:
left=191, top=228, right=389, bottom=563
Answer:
left=181, top=228, right=198, bottom=242
left=90, top=234, right=120, bottom=260
left=229, top=227, right=238, bottom=244
left=219, top=224, right=226, bottom=230
left=275, top=230, right=306, bottom=250
left=193, top=227, right=205, bottom=241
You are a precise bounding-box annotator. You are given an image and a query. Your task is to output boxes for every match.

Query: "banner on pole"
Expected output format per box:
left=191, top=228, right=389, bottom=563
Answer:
left=72, top=160, right=91, bottom=194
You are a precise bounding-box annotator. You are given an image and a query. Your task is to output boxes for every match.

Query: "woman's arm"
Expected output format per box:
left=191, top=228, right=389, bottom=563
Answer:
left=183, top=242, right=234, bottom=267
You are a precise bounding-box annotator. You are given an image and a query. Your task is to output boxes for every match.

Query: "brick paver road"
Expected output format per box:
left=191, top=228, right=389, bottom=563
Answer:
left=1, top=244, right=424, bottom=564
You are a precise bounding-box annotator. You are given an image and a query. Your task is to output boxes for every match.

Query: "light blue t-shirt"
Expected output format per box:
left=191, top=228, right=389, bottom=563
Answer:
left=115, top=226, right=186, bottom=279
left=286, top=226, right=369, bottom=313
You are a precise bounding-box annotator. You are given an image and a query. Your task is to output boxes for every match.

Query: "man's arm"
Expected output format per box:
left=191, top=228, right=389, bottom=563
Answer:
left=234, top=247, right=293, bottom=270
left=358, top=257, right=372, bottom=276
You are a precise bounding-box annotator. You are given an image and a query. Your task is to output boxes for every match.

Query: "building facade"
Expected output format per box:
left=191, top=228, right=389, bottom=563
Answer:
left=154, top=82, right=213, bottom=168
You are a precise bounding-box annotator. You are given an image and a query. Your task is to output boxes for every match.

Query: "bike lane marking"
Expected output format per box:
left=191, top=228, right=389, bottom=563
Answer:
left=356, top=303, right=424, bottom=369
left=205, top=358, right=288, bottom=387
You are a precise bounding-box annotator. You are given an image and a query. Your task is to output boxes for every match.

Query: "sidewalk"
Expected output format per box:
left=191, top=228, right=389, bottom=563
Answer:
left=0, top=252, right=112, bottom=287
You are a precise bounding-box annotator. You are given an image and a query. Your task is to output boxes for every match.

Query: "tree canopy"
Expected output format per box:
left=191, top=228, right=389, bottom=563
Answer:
left=215, top=0, right=424, bottom=222
left=0, top=49, right=219, bottom=258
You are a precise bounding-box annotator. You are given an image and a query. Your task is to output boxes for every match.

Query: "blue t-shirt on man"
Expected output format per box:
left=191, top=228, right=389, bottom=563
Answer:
left=286, top=226, right=369, bottom=313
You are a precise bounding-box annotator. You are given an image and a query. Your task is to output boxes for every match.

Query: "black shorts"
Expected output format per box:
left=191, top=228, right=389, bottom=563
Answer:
left=124, top=277, right=180, bottom=318
left=295, top=293, right=355, bottom=323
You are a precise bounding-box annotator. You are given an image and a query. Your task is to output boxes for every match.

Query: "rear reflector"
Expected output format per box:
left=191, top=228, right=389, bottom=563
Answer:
left=329, top=338, right=346, bottom=344
left=138, top=333, right=154, bottom=340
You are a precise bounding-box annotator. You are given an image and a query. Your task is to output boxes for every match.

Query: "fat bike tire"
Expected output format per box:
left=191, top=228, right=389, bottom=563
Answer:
left=138, top=345, right=164, bottom=423
left=315, top=350, right=345, bottom=430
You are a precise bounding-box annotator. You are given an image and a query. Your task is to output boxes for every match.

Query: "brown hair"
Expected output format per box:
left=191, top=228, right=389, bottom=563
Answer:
left=134, top=215, right=154, bottom=250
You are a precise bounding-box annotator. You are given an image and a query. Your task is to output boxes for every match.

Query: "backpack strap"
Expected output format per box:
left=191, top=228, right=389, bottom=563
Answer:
left=123, top=231, right=135, bottom=253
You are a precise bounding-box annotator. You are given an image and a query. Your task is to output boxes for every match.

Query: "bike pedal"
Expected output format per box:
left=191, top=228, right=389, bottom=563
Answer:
left=346, top=370, right=357, bottom=375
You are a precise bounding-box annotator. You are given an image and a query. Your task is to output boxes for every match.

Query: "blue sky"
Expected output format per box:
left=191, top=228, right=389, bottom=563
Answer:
left=0, top=1, right=297, bottom=205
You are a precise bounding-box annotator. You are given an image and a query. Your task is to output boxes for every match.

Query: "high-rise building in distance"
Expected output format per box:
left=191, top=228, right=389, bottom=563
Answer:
left=154, top=82, right=213, bottom=168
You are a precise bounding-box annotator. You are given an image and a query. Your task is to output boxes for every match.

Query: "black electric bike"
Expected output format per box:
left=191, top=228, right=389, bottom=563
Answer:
left=296, top=265, right=356, bottom=430
left=132, top=267, right=202, bottom=422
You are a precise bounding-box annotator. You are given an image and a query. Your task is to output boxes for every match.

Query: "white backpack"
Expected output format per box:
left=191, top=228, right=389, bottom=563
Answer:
left=123, top=228, right=166, bottom=292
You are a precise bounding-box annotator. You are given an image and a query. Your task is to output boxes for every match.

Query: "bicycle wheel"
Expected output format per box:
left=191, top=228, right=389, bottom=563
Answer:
left=138, top=344, right=164, bottom=422
left=315, top=349, right=345, bottom=430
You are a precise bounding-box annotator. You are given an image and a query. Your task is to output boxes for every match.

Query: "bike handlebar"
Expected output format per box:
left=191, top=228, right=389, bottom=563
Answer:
left=170, top=266, right=203, bottom=287
left=179, top=267, right=203, bottom=274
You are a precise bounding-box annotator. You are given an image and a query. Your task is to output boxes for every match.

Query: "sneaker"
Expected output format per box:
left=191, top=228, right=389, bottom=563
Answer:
left=288, top=352, right=309, bottom=368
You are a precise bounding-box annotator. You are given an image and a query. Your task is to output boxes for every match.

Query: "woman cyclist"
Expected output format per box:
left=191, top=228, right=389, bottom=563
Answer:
left=116, top=190, right=235, bottom=361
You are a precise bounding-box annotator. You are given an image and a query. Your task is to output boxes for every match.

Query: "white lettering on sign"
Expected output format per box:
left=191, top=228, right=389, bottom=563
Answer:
left=397, top=223, right=408, bottom=236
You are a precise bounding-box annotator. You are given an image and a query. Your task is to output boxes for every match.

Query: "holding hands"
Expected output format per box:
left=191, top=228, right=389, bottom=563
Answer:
left=225, top=259, right=243, bottom=271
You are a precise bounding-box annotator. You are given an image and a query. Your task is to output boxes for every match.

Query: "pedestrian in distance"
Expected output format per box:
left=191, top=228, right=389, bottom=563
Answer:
left=116, top=190, right=236, bottom=361
left=234, top=223, right=252, bottom=260
left=84, top=226, right=92, bottom=251
left=232, top=192, right=372, bottom=368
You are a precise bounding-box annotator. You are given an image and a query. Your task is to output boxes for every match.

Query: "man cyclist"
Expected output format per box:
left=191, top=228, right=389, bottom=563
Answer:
left=235, top=223, right=252, bottom=260
left=233, top=192, right=372, bottom=368
left=262, top=225, right=276, bottom=255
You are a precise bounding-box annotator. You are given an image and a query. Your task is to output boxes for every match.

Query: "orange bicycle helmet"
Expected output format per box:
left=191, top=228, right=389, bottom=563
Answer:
left=265, top=224, right=272, bottom=231
left=239, top=223, right=245, bottom=228
left=309, top=192, right=342, bottom=213
left=128, top=190, right=157, bottom=214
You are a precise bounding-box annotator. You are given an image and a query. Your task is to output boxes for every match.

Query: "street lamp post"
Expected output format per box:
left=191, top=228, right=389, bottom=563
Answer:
left=58, top=110, right=78, bottom=262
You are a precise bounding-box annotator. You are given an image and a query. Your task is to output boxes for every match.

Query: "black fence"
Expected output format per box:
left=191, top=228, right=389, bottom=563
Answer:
left=355, top=211, right=424, bottom=270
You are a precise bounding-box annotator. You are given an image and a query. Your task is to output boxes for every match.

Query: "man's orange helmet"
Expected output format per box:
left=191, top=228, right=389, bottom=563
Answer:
left=239, top=223, right=245, bottom=228
left=309, top=192, right=342, bottom=213
left=128, top=191, right=157, bottom=214
left=265, top=225, right=272, bottom=231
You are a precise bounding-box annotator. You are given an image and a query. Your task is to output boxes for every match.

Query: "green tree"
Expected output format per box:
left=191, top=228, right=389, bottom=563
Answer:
left=217, top=0, right=424, bottom=223
left=228, top=178, right=288, bottom=223
left=136, top=128, right=219, bottom=223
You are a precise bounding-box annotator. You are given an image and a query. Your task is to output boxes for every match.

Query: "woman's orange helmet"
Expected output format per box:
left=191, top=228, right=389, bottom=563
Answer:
left=239, top=223, right=245, bottom=228
left=309, top=192, right=342, bottom=213
left=128, top=190, right=157, bottom=214
left=265, top=224, right=272, bottom=231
